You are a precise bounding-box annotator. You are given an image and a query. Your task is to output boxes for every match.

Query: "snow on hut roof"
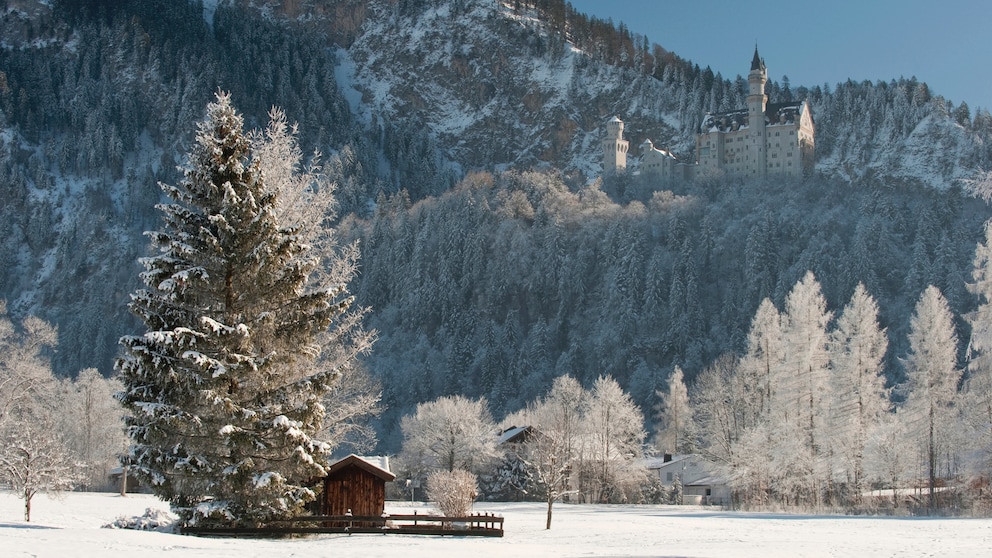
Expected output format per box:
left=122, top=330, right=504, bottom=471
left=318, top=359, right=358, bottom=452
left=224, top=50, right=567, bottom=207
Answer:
left=326, top=454, right=396, bottom=481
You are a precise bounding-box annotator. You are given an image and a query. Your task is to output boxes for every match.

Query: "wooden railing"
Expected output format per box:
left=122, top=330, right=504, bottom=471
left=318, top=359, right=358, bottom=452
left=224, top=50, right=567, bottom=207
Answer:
left=181, top=511, right=504, bottom=537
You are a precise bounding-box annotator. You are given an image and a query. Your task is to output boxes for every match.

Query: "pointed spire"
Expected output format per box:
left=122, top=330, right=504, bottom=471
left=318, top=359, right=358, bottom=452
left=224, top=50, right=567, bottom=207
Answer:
left=751, top=44, right=765, bottom=72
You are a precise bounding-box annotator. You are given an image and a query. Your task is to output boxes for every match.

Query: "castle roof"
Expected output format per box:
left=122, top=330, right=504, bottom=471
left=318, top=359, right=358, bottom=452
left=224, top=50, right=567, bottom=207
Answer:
left=700, top=101, right=810, bottom=133
left=750, top=46, right=766, bottom=72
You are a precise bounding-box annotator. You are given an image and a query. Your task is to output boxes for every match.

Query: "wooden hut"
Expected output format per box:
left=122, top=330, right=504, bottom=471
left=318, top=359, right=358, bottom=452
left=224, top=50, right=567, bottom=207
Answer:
left=321, top=455, right=395, bottom=518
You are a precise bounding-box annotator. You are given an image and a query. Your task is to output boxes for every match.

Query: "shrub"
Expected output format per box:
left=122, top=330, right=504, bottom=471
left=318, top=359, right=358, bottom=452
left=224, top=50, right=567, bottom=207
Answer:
left=425, top=469, right=478, bottom=517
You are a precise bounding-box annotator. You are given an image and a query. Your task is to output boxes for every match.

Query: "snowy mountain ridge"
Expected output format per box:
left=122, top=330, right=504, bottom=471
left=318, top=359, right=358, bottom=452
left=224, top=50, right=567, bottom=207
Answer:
left=339, top=0, right=688, bottom=178
left=0, top=0, right=990, bottom=386
left=312, top=0, right=988, bottom=188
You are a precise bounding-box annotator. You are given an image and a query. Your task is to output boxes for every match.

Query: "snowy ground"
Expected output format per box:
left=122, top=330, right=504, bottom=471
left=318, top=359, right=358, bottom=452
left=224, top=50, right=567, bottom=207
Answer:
left=2, top=491, right=991, bottom=557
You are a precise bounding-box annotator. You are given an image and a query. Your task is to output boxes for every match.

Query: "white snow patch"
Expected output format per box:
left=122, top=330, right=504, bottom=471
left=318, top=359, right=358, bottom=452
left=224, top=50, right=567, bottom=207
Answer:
left=1, top=491, right=991, bottom=557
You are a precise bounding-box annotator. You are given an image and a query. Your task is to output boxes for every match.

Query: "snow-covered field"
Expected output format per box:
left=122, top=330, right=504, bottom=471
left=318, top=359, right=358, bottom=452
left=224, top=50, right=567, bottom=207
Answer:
left=2, top=491, right=991, bottom=557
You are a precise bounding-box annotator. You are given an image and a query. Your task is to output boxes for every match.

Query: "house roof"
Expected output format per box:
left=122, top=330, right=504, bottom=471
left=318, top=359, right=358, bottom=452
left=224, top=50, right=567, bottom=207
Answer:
left=642, top=454, right=693, bottom=469
left=326, top=454, right=396, bottom=482
left=498, top=425, right=533, bottom=445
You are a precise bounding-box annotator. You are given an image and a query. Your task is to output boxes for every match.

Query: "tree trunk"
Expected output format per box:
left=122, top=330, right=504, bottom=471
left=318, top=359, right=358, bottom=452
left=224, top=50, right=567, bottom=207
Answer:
left=120, top=464, right=128, bottom=497
left=928, top=405, right=936, bottom=514
left=24, top=489, right=31, bottom=522
left=545, top=496, right=553, bottom=530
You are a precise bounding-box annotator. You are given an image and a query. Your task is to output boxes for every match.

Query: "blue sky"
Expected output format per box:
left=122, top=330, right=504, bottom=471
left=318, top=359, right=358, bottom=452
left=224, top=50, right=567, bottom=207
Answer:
left=567, top=0, right=992, bottom=112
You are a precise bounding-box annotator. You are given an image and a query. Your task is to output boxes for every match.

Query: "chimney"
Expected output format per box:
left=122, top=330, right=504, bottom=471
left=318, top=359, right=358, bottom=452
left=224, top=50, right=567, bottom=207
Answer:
left=663, top=453, right=672, bottom=463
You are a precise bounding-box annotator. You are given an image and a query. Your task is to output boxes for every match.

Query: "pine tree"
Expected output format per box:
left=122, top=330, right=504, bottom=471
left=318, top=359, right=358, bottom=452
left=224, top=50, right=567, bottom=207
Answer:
left=901, top=285, right=960, bottom=513
left=116, top=93, right=363, bottom=525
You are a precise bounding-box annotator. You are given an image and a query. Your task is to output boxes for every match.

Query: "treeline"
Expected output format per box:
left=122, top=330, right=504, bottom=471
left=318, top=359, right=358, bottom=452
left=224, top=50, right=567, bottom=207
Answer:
left=674, top=268, right=992, bottom=513
left=341, top=169, right=991, bottom=449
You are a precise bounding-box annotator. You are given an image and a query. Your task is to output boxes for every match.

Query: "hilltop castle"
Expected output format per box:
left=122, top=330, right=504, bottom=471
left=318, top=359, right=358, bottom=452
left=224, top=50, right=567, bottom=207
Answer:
left=696, top=47, right=815, bottom=179
left=602, top=48, right=814, bottom=181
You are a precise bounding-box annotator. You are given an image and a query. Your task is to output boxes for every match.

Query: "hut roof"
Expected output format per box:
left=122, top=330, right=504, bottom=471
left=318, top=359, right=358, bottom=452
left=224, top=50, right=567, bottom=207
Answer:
left=326, top=454, right=396, bottom=482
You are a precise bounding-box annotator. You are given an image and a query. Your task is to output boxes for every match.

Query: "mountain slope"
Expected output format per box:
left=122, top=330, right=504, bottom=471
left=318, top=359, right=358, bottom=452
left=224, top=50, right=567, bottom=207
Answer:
left=0, top=0, right=990, bottom=407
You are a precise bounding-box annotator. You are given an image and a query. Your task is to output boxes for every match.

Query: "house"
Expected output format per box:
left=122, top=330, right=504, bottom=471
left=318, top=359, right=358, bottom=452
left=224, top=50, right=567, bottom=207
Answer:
left=320, top=454, right=395, bottom=517
left=695, top=47, right=815, bottom=179
left=644, top=454, right=730, bottom=506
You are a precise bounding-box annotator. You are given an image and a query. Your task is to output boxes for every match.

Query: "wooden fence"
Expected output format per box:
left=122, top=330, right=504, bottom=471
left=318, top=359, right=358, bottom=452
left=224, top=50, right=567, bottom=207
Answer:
left=181, top=511, right=504, bottom=538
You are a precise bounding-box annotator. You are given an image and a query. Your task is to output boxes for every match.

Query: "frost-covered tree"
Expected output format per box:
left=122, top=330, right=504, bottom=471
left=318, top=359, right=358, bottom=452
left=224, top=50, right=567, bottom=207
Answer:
left=737, top=298, right=783, bottom=421
left=0, top=304, right=81, bottom=521
left=0, top=417, right=82, bottom=522
left=522, top=374, right=586, bottom=529
left=963, top=221, right=992, bottom=490
left=116, top=93, right=368, bottom=525
left=400, top=395, right=499, bottom=475
left=655, top=366, right=692, bottom=454
left=900, top=285, right=961, bottom=512
left=0, top=302, right=59, bottom=430
left=583, top=375, right=646, bottom=503
left=779, top=272, right=833, bottom=507
left=829, top=283, right=889, bottom=502
left=691, top=354, right=748, bottom=466
left=57, top=369, right=127, bottom=489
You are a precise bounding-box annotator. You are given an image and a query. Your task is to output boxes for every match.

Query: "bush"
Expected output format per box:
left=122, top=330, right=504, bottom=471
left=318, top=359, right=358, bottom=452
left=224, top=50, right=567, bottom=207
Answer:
left=103, top=508, right=178, bottom=532
left=425, top=469, right=478, bottom=517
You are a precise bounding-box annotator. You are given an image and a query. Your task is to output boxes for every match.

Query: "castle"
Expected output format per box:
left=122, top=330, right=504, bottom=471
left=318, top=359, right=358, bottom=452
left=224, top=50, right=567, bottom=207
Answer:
left=695, top=47, right=815, bottom=179
left=602, top=48, right=814, bottom=180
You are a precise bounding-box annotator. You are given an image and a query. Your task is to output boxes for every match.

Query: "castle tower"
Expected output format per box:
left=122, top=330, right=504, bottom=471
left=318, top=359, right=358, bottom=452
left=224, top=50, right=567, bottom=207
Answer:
left=602, top=116, right=629, bottom=173
left=747, top=47, right=768, bottom=177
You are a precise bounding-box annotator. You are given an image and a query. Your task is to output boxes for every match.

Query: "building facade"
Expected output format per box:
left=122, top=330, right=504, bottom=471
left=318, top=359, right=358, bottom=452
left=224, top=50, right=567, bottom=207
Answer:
left=695, top=48, right=815, bottom=179
left=639, top=138, right=678, bottom=179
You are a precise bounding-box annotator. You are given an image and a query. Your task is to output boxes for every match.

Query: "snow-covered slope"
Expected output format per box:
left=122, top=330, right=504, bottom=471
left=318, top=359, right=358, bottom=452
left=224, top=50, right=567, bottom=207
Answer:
left=340, top=0, right=688, bottom=177
left=332, top=0, right=989, bottom=186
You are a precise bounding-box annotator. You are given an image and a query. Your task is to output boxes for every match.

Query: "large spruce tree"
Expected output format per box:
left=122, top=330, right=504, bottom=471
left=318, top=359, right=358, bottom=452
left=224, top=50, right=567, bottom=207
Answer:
left=116, top=92, right=359, bottom=525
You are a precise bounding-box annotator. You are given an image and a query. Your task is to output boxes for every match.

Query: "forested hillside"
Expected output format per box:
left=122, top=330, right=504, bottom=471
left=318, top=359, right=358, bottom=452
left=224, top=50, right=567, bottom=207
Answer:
left=341, top=171, right=990, bottom=446
left=1, top=0, right=991, bottom=447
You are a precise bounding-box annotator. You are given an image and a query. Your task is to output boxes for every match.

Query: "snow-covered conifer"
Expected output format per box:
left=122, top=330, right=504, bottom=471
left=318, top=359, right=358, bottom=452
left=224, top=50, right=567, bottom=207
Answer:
left=116, top=93, right=368, bottom=525
left=828, top=283, right=889, bottom=501
left=779, top=271, right=833, bottom=507
left=900, top=285, right=960, bottom=512
left=963, top=221, right=992, bottom=489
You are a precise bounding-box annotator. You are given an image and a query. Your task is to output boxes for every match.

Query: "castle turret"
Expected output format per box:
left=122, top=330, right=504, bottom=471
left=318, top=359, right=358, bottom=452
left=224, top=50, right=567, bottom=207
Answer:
left=747, top=46, right=768, bottom=176
left=748, top=47, right=768, bottom=119
left=602, top=116, right=629, bottom=173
